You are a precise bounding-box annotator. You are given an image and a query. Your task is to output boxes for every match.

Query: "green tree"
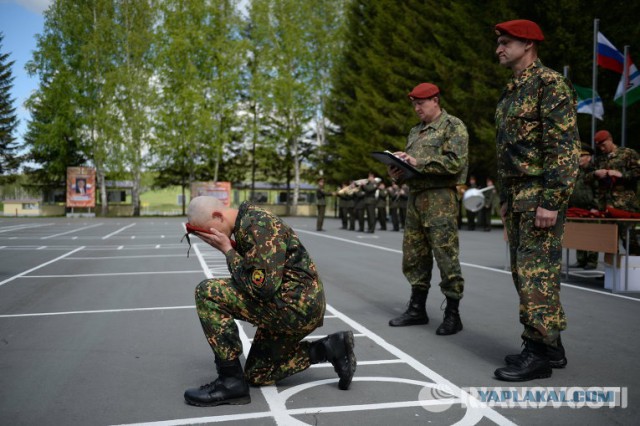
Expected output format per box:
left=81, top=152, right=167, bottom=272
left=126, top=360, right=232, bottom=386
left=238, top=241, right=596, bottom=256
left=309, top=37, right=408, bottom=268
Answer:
left=154, top=0, right=245, bottom=213
left=26, top=0, right=119, bottom=215
left=108, top=0, right=157, bottom=216
left=0, top=33, right=20, bottom=180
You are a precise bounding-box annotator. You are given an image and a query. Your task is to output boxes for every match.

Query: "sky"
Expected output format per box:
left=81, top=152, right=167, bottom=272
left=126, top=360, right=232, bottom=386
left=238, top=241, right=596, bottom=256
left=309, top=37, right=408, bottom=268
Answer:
left=0, top=0, right=50, bottom=146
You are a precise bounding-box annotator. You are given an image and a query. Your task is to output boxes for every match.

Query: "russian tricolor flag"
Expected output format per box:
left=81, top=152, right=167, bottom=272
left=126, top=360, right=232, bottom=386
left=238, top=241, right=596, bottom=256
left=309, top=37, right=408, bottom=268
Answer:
left=597, top=32, right=625, bottom=74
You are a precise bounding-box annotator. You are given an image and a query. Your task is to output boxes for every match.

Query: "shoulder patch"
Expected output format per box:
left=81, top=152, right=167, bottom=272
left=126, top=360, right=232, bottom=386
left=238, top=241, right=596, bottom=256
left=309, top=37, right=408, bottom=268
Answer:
left=251, top=268, right=266, bottom=288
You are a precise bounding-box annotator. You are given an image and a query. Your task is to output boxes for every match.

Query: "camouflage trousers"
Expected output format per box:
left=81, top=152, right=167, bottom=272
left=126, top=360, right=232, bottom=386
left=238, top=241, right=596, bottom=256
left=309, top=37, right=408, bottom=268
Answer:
left=195, top=278, right=325, bottom=385
left=505, top=209, right=567, bottom=346
left=402, top=193, right=464, bottom=300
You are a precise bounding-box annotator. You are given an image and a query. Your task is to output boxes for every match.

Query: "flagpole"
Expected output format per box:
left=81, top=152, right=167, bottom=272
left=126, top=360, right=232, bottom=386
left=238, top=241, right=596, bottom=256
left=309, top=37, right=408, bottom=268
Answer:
left=622, top=45, right=629, bottom=148
left=591, top=19, right=599, bottom=149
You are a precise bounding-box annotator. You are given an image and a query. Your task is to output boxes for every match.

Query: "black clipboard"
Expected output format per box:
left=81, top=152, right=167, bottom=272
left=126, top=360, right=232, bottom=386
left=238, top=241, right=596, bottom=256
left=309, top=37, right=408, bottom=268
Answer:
left=371, top=151, right=422, bottom=179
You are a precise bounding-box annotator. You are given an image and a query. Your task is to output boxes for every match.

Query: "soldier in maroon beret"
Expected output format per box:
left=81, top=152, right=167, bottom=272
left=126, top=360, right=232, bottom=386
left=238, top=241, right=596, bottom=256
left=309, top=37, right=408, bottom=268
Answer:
left=494, top=19, right=544, bottom=42
left=493, top=18, right=580, bottom=382
left=387, top=82, right=469, bottom=337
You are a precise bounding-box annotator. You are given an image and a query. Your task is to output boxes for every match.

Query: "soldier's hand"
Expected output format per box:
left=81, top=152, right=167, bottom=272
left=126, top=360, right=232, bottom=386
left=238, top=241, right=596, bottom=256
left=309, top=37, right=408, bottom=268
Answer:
left=594, top=169, right=608, bottom=179
left=607, top=169, right=623, bottom=178
left=500, top=203, right=508, bottom=223
left=195, top=228, right=233, bottom=253
left=394, top=151, right=417, bottom=167
left=388, top=165, right=405, bottom=181
left=535, top=207, right=558, bottom=228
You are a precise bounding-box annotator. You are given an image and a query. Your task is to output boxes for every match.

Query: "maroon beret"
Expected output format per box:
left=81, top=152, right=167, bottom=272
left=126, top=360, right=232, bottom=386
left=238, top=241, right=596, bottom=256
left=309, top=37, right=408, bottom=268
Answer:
left=594, top=130, right=612, bottom=142
left=495, top=19, right=544, bottom=41
left=408, top=83, right=440, bottom=99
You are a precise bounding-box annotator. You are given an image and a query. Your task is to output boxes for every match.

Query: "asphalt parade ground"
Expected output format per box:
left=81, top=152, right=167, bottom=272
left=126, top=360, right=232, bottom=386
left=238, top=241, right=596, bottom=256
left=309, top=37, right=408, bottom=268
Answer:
left=0, top=216, right=638, bottom=426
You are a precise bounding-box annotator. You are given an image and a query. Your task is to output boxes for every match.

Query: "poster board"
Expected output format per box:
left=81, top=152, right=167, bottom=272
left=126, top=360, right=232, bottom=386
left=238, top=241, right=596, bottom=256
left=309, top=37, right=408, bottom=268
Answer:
left=66, top=167, right=96, bottom=208
left=191, top=181, right=232, bottom=207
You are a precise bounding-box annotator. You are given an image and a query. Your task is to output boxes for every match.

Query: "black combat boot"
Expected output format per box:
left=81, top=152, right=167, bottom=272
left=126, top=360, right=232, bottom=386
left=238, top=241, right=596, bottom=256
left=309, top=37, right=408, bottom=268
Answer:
left=184, top=358, right=251, bottom=406
left=388, top=287, right=429, bottom=327
left=494, top=339, right=552, bottom=381
left=505, top=335, right=567, bottom=368
left=310, top=331, right=357, bottom=390
left=435, top=298, right=463, bottom=336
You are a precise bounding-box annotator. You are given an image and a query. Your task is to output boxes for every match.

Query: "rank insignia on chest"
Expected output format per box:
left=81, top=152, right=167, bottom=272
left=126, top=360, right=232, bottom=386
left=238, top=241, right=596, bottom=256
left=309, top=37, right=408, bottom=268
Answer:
left=251, top=269, right=266, bottom=287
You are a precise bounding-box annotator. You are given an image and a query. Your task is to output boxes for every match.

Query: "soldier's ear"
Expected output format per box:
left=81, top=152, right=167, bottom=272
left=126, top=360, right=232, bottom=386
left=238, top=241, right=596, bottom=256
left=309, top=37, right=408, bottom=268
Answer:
left=212, top=211, right=224, bottom=222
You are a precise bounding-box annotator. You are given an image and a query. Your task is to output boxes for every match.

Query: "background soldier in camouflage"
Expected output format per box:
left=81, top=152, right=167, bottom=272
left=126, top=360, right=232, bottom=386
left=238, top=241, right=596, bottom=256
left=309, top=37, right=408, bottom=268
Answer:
left=388, top=181, right=401, bottom=231
left=569, top=144, right=599, bottom=269
left=493, top=19, right=580, bottom=382
left=376, top=181, right=389, bottom=231
left=316, top=177, right=328, bottom=231
left=593, top=129, right=640, bottom=254
left=387, top=82, right=469, bottom=337
left=182, top=196, right=356, bottom=407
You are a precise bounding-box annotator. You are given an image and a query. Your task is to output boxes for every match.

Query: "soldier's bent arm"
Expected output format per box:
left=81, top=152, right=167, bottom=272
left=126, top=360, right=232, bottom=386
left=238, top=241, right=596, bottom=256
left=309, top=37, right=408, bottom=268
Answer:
left=540, top=79, right=579, bottom=211
left=225, top=220, right=287, bottom=300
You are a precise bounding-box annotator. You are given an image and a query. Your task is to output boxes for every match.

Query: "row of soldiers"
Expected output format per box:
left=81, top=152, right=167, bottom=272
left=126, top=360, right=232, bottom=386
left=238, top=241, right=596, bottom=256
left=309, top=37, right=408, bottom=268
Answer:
left=333, top=172, right=409, bottom=233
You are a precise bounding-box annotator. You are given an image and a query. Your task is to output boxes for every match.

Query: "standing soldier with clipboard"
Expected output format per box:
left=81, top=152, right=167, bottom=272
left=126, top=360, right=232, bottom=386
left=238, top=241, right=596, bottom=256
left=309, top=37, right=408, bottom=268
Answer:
left=384, top=82, right=469, bottom=336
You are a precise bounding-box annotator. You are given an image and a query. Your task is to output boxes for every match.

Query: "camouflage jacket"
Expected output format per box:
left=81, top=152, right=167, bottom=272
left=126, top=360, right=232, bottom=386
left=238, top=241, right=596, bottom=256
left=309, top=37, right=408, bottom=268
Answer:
left=405, top=109, right=469, bottom=192
left=569, top=165, right=597, bottom=210
left=495, top=59, right=580, bottom=211
left=225, top=202, right=324, bottom=307
left=593, top=146, right=640, bottom=211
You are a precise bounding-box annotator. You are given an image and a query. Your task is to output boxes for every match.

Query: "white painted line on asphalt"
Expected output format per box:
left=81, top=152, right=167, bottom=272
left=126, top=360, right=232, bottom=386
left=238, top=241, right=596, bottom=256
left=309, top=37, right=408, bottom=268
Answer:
left=64, top=254, right=184, bottom=260
left=20, top=270, right=203, bottom=278
left=0, top=223, right=54, bottom=233
left=37, top=246, right=46, bottom=250
left=72, top=236, right=78, bottom=240
left=0, top=246, right=85, bottom=288
left=41, top=223, right=104, bottom=239
left=310, top=359, right=403, bottom=368
left=296, top=229, right=401, bottom=254
left=118, top=246, right=124, bottom=250
left=155, top=244, right=161, bottom=248
left=103, top=223, right=136, bottom=240
left=0, top=305, right=195, bottom=318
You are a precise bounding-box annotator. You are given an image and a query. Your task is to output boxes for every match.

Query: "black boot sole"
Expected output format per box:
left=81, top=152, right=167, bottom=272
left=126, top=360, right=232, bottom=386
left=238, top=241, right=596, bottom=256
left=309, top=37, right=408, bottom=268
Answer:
left=494, top=367, right=552, bottom=382
left=338, top=331, right=357, bottom=390
left=184, top=394, right=251, bottom=407
left=436, top=322, right=463, bottom=336
left=388, top=317, right=429, bottom=327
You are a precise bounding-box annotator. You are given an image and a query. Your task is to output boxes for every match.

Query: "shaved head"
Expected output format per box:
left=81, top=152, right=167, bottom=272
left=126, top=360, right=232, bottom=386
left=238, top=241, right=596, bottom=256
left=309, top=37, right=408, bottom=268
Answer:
left=187, top=196, right=225, bottom=227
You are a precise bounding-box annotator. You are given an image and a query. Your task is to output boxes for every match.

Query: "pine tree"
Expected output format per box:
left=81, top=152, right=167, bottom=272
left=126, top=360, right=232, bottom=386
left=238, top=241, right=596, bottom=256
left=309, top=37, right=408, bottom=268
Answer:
left=0, top=33, right=20, bottom=179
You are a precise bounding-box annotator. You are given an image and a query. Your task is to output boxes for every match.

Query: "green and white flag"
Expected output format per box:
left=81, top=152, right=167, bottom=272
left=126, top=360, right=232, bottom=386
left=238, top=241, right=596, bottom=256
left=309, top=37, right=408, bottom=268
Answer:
left=574, top=85, right=604, bottom=120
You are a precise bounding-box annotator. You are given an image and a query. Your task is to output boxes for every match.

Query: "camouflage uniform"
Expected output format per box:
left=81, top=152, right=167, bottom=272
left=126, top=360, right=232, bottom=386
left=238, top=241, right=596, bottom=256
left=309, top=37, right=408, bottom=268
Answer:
left=363, top=180, right=377, bottom=232
left=594, top=146, right=640, bottom=254
left=376, top=187, right=388, bottom=230
left=593, top=147, right=640, bottom=212
left=402, top=109, right=468, bottom=300
left=195, top=202, right=326, bottom=386
left=495, top=59, right=580, bottom=346
left=316, top=186, right=327, bottom=231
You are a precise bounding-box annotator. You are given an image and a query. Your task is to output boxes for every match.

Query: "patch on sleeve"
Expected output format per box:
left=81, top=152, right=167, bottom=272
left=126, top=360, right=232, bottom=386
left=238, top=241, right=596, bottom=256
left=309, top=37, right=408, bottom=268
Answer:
left=251, top=268, right=266, bottom=288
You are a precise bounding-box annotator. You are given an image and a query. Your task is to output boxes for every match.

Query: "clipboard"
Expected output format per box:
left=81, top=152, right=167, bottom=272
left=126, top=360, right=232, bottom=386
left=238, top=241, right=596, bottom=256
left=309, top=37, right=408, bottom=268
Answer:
left=371, top=151, right=422, bottom=179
